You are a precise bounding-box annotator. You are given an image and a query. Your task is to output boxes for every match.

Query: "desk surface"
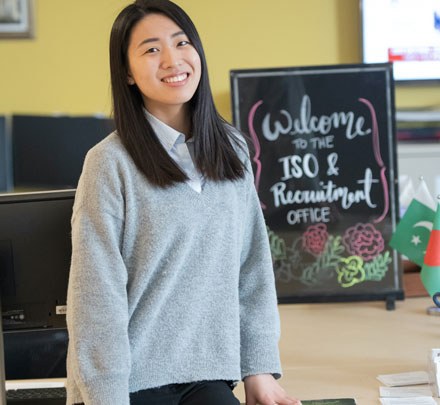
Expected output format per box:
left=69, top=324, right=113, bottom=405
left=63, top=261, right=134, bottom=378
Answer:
left=234, top=296, right=440, bottom=404
left=9, top=297, right=439, bottom=404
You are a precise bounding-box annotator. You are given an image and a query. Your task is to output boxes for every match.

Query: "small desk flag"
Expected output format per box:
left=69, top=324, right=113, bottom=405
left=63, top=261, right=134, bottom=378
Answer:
left=390, top=178, right=436, bottom=266
left=421, top=201, right=440, bottom=299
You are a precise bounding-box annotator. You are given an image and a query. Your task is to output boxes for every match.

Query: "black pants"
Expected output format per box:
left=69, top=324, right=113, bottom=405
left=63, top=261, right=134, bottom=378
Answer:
left=76, top=380, right=240, bottom=405
left=130, top=380, right=240, bottom=405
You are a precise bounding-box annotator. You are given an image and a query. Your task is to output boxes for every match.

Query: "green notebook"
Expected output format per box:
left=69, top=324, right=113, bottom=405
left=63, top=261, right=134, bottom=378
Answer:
left=302, top=399, right=356, bottom=405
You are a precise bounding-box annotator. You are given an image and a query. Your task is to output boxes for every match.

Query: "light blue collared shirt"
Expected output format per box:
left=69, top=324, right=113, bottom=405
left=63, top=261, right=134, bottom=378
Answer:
left=144, top=110, right=203, bottom=193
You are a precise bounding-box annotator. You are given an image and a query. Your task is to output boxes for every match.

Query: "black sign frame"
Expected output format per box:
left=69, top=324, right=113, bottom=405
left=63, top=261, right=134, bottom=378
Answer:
left=230, top=63, right=403, bottom=308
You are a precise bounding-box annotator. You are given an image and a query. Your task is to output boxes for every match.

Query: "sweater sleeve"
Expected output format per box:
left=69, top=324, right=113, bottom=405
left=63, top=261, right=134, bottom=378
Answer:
left=238, top=162, right=282, bottom=380
left=66, top=145, right=131, bottom=405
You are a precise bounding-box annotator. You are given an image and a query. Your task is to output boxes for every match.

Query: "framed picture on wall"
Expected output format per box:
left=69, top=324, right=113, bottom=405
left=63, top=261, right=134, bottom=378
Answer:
left=0, top=0, right=34, bottom=39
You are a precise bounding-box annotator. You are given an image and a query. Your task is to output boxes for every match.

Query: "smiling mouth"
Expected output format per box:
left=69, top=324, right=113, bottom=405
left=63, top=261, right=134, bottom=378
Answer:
left=162, top=73, right=189, bottom=83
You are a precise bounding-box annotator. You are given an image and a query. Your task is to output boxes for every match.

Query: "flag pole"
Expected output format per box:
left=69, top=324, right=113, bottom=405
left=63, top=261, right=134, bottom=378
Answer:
left=427, top=295, right=440, bottom=315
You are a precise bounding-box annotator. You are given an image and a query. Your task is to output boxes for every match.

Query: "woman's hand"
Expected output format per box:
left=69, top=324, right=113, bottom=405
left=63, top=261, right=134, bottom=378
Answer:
left=244, top=374, right=301, bottom=405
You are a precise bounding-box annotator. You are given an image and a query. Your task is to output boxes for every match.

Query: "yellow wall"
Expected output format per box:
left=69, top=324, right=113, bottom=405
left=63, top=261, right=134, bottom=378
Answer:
left=1, top=0, right=439, bottom=122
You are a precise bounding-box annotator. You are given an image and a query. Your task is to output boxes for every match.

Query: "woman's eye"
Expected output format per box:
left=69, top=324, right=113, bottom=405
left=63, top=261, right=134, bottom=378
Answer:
left=177, top=40, right=190, bottom=47
left=145, top=47, right=159, bottom=54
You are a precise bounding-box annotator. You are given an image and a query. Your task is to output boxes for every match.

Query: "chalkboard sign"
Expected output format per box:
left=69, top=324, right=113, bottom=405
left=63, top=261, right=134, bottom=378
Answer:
left=230, top=63, right=403, bottom=305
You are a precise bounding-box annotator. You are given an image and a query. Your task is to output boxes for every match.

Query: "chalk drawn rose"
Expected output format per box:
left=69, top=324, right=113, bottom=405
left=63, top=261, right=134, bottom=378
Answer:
left=342, top=223, right=384, bottom=261
left=302, top=223, right=328, bottom=256
left=337, top=256, right=365, bottom=287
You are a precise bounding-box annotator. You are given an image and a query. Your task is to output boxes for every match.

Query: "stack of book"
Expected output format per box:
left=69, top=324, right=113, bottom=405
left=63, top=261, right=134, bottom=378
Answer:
left=377, top=370, right=436, bottom=404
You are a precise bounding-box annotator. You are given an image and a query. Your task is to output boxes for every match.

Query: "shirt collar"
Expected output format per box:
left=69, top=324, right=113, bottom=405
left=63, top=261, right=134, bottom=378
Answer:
left=143, top=108, right=185, bottom=152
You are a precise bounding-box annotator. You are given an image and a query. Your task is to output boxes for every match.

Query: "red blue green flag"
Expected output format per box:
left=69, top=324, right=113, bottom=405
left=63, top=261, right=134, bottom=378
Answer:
left=421, top=202, right=440, bottom=298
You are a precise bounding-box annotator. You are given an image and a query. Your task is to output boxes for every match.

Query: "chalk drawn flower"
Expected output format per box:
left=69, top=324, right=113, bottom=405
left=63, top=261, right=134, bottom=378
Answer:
left=266, top=226, right=286, bottom=261
left=302, top=223, right=328, bottom=256
left=342, top=222, right=384, bottom=261
left=274, top=260, right=293, bottom=283
left=337, top=256, right=365, bottom=287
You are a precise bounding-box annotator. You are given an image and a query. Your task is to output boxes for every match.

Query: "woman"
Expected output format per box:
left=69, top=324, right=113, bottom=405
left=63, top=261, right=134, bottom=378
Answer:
left=66, top=1, right=300, bottom=404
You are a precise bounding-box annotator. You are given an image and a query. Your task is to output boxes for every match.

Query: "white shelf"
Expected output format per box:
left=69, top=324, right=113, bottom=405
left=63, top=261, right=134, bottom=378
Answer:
left=397, top=141, right=440, bottom=201
left=396, top=109, right=440, bottom=122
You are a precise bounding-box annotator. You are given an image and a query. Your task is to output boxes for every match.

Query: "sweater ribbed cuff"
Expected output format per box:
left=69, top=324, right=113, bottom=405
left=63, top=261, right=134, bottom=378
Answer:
left=78, top=374, right=130, bottom=405
left=240, top=335, right=282, bottom=380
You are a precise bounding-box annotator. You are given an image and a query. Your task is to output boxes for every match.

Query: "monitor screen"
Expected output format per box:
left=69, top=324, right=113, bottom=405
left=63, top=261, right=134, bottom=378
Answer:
left=12, top=115, right=114, bottom=190
left=0, top=189, right=74, bottom=379
left=360, top=0, right=440, bottom=83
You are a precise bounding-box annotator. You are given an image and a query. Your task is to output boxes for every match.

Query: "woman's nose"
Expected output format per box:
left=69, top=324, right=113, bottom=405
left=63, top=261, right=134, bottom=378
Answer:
left=161, top=47, right=181, bottom=69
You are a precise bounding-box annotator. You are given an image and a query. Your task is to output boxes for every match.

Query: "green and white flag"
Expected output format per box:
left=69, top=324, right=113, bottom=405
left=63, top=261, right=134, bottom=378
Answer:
left=390, top=178, right=436, bottom=266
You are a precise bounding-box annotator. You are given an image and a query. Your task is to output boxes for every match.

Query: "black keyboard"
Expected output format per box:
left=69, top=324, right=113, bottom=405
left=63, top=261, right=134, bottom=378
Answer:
left=6, top=387, right=66, bottom=400
left=3, top=320, right=48, bottom=331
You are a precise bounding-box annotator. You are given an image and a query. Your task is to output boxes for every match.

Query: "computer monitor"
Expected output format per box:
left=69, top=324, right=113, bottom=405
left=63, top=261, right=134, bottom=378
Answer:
left=0, top=189, right=75, bottom=380
left=12, top=115, right=114, bottom=190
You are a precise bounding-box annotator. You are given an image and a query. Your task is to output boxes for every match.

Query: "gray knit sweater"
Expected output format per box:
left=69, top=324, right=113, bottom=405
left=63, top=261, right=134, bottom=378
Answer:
left=66, top=132, right=281, bottom=405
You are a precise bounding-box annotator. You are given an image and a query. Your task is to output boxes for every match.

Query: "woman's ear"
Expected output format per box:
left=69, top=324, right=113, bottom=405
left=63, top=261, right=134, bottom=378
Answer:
left=127, top=75, right=135, bottom=85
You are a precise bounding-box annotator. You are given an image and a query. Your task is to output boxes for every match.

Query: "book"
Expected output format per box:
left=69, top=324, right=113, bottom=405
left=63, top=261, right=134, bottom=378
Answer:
left=377, top=371, right=429, bottom=387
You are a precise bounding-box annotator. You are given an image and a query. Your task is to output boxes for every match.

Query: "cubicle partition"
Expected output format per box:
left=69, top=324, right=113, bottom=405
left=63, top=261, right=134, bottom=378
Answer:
left=11, top=115, right=114, bottom=191
left=0, top=116, right=12, bottom=193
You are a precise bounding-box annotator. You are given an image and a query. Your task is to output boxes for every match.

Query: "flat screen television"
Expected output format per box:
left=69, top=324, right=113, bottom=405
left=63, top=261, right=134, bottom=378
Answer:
left=360, top=0, right=440, bottom=83
left=12, top=115, right=114, bottom=191
left=0, top=189, right=74, bottom=379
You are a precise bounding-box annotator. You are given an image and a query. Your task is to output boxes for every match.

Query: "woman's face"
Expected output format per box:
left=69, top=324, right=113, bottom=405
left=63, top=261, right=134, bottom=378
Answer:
left=127, top=13, right=202, bottom=117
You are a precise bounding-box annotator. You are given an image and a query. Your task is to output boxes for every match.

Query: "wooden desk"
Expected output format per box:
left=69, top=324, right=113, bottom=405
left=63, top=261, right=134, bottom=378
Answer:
left=234, top=296, right=440, bottom=404
left=8, top=297, right=439, bottom=403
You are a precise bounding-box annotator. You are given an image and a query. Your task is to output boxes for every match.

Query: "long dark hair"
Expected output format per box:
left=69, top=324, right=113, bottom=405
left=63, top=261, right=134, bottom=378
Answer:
left=109, top=0, right=246, bottom=187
